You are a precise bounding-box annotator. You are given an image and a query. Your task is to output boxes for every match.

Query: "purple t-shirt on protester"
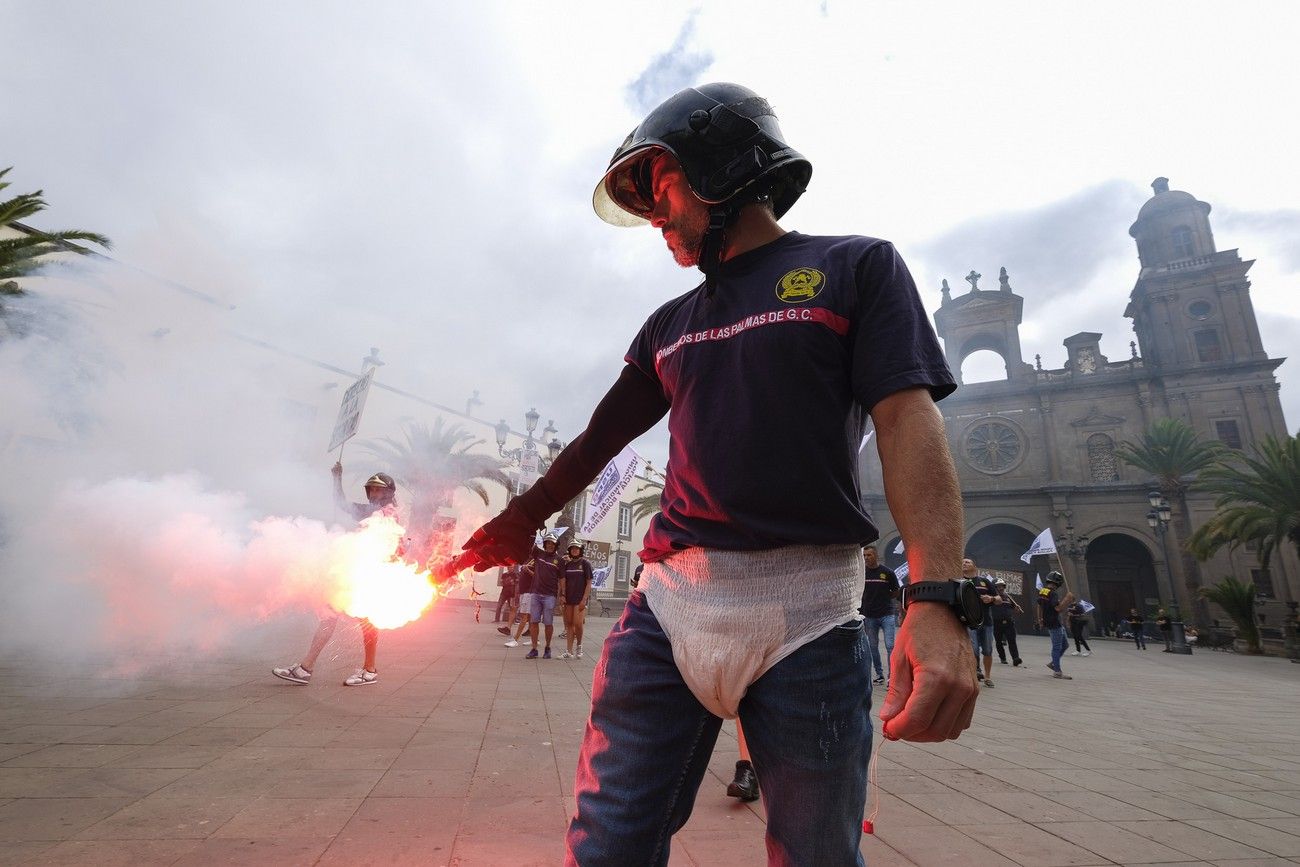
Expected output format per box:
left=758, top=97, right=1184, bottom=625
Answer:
left=626, top=231, right=956, bottom=563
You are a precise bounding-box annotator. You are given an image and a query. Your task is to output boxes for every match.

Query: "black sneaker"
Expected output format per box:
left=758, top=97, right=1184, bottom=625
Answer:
left=1013, top=658, right=1023, bottom=667
left=727, top=760, right=759, bottom=802
left=872, top=675, right=885, bottom=685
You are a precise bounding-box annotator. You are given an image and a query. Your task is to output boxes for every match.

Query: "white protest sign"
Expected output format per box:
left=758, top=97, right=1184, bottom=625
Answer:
left=519, top=450, right=541, bottom=488
left=328, top=367, right=375, bottom=452
left=1020, top=528, right=1057, bottom=563
left=581, top=446, right=642, bottom=535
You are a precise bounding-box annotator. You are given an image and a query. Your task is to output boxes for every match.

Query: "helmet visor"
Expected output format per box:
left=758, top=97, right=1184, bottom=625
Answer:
left=592, top=146, right=662, bottom=227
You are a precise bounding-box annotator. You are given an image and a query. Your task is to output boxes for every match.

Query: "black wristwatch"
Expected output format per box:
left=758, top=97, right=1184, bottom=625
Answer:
left=901, top=580, right=986, bottom=627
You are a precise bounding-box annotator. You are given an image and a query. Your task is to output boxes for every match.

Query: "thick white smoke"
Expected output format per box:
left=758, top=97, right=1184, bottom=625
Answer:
left=0, top=257, right=486, bottom=664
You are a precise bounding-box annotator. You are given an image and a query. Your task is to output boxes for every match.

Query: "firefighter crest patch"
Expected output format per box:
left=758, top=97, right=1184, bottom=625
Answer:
left=775, top=267, right=825, bottom=304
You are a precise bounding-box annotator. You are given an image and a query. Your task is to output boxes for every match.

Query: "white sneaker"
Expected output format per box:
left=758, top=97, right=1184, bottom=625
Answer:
left=1081, top=650, right=1091, bottom=656
left=504, top=639, right=519, bottom=648
left=344, top=669, right=378, bottom=686
left=1069, top=651, right=1081, bottom=656
left=576, top=646, right=584, bottom=659
left=272, top=664, right=311, bottom=685
left=560, top=651, right=573, bottom=659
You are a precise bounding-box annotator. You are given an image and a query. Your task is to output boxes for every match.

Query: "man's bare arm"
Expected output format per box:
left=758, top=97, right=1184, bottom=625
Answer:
left=872, top=387, right=979, bottom=742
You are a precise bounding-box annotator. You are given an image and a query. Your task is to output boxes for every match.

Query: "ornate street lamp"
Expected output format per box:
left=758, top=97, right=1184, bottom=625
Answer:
left=495, top=410, right=565, bottom=494
left=1147, top=489, right=1192, bottom=654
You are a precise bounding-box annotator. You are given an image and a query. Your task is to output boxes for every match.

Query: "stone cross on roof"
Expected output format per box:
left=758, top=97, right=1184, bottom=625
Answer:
left=965, top=270, right=981, bottom=292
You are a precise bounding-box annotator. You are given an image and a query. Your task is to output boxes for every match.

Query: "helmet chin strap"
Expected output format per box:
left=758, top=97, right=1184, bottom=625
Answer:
left=698, top=203, right=737, bottom=297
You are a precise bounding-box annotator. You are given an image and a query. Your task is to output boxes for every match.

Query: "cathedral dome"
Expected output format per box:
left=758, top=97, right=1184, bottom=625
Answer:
left=1128, top=177, right=1215, bottom=265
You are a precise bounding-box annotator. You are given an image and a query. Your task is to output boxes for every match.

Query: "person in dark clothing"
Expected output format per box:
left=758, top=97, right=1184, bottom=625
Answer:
left=527, top=534, right=564, bottom=659
left=501, top=557, right=536, bottom=646
left=1068, top=602, right=1092, bottom=656
left=859, top=544, right=900, bottom=686
left=962, top=559, right=999, bottom=687
left=1037, top=572, right=1074, bottom=679
left=495, top=565, right=519, bottom=623
left=1127, top=608, right=1147, bottom=650
left=272, top=463, right=398, bottom=687
left=559, top=541, right=594, bottom=659
left=458, top=83, right=978, bottom=865
left=1155, top=608, right=1173, bottom=652
left=990, top=577, right=1022, bottom=666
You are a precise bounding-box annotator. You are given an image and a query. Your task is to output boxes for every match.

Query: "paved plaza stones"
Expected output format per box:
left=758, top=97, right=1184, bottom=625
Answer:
left=2, top=606, right=1299, bottom=866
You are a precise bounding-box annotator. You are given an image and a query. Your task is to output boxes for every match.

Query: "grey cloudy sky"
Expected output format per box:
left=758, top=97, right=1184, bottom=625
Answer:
left=4, top=0, right=1298, bottom=465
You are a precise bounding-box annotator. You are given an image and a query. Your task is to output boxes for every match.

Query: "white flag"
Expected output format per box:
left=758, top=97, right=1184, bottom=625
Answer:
left=591, top=567, right=610, bottom=589
left=894, top=561, right=910, bottom=582
left=534, top=526, right=570, bottom=545
left=1080, top=599, right=1095, bottom=614
left=1020, top=528, right=1057, bottom=563
left=893, top=539, right=905, bottom=555
left=581, top=446, right=642, bottom=535
left=1035, top=573, right=1044, bottom=591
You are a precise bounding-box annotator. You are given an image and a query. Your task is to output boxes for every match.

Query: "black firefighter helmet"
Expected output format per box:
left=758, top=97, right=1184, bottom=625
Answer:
left=593, top=83, right=811, bottom=228
left=593, top=84, right=811, bottom=291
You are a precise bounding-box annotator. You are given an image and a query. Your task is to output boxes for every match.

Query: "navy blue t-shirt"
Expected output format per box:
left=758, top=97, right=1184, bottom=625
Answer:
left=626, top=232, right=955, bottom=562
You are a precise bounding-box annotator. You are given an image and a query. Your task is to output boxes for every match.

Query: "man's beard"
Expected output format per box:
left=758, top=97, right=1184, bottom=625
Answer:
left=664, top=211, right=708, bottom=267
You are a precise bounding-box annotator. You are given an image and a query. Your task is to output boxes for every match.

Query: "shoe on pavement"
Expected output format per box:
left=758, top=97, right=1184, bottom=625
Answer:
left=976, top=671, right=984, bottom=681
left=1081, top=650, right=1091, bottom=656
left=344, top=669, right=378, bottom=686
left=1053, top=671, right=1073, bottom=680
left=1070, top=650, right=1080, bottom=656
left=727, top=760, right=760, bottom=802
left=998, top=659, right=1008, bottom=665
left=497, top=626, right=511, bottom=636
left=560, top=651, right=573, bottom=659
left=504, top=639, right=519, bottom=648
left=872, top=675, right=885, bottom=685
left=576, top=646, right=584, bottom=659
left=526, top=649, right=539, bottom=659
left=1013, top=658, right=1023, bottom=666
left=983, top=679, right=995, bottom=688
left=543, top=647, right=552, bottom=660
left=272, top=664, right=311, bottom=685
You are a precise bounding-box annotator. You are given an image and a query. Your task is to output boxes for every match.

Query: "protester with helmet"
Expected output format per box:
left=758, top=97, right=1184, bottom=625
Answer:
left=1037, top=572, right=1075, bottom=680
left=272, top=462, right=399, bottom=687
left=524, top=533, right=564, bottom=660
left=559, top=540, right=594, bottom=659
left=459, top=82, right=973, bottom=865
left=990, top=576, right=1023, bottom=666
left=962, top=558, right=999, bottom=687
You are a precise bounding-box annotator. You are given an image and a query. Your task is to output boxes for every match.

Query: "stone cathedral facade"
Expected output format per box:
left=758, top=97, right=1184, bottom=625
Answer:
left=862, top=178, right=1296, bottom=642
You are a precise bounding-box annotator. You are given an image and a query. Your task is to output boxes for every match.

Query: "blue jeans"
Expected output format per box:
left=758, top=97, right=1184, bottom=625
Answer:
left=863, top=614, right=895, bottom=679
left=1048, top=626, right=1068, bottom=671
left=567, top=591, right=870, bottom=867
left=969, top=621, right=994, bottom=659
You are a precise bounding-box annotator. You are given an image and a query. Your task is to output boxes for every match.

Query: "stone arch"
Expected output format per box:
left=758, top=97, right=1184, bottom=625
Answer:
left=1084, top=531, right=1161, bottom=635
left=964, top=522, right=1037, bottom=630
left=957, top=333, right=1012, bottom=383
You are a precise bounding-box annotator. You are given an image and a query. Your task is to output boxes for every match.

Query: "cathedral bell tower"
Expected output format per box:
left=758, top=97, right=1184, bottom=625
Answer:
left=933, top=267, right=1035, bottom=384
left=1125, top=178, right=1268, bottom=369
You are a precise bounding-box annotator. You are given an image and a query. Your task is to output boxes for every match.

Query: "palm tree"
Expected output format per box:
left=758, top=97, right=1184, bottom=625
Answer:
left=630, top=483, right=663, bottom=523
left=1189, top=433, right=1300, bottom=568
left=1116, top=418, right=1226, bottom=625
left=360, top=418, right=511, bottom=561
left=1199, top=576, right=1262, bottom=654
left=1, top=167, right=110, bottom=299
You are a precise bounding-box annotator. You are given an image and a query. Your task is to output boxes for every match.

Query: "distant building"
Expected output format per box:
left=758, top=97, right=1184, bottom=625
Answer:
left=863, top=179, right=1296, bottom=642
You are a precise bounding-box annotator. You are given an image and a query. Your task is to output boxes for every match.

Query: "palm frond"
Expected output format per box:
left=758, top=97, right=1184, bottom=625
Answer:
left=1116, top=418, right=1225, bottom=490
left=1189, top=432, right=1300, bottom=567
left=1198, top=576, right=1262, bottom=653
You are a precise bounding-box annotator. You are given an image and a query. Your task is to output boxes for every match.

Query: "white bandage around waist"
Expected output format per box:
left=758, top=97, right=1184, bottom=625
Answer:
left=639, top=544, right=862, bottom=719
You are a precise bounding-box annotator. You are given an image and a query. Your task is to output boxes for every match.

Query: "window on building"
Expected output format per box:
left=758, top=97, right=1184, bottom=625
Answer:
left=1188, top=300, right=1213, bottom=320
left=1172, top=225, right=1195, bottom=259
left=1193, top=329, right=1223, bottom=363
left=1214, top=420, right=1243, bottom=450
left=571, top=493, right=586, bottom=532
left=614, top=551, right=630, bottom=588
left=1086, top=433, right=1120, bottom=482
left=1251, top=568, right=1274, bottom=598
left=617, top=502, right=633, bottom=540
